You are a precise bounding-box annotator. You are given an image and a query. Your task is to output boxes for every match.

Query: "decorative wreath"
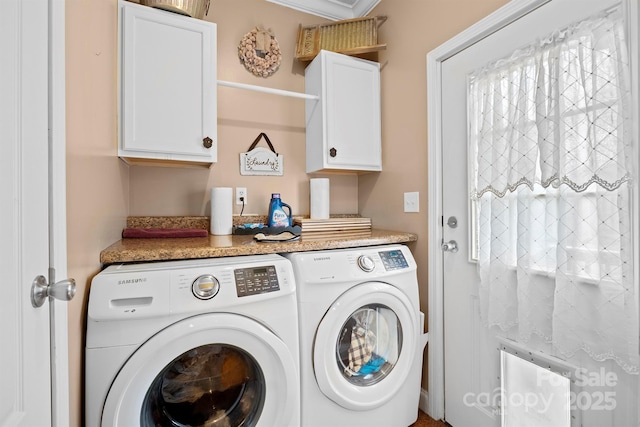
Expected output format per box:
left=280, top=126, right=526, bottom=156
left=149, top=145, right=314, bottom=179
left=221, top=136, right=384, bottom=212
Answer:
left=238, top=26, right=282, bottom=78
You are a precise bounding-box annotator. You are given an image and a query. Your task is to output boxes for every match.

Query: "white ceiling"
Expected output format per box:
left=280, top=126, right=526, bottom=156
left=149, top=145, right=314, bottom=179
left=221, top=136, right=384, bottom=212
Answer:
left=266, top=0, right=381, bottom=21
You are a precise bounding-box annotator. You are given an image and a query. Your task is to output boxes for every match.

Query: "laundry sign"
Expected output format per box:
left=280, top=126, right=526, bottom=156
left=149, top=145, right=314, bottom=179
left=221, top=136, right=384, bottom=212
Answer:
left=240, top=132, right=284, bottom=176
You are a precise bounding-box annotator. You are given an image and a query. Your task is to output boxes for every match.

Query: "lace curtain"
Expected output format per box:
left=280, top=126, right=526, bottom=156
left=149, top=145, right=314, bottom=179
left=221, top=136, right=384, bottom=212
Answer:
left=468, top=9, right=638, bottom=374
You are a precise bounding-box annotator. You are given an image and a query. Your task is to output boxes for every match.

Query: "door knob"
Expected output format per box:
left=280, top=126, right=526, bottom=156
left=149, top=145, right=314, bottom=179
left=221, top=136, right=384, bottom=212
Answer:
left=441, top=240, right=458, bottom=253
left=31, top=275, right=76, bottom=308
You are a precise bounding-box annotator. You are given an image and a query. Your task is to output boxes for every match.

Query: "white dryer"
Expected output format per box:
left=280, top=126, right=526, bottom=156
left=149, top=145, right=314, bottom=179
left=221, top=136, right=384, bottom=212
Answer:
left=285, top=245, right=427, bottom=427
left=85, top=254, right=300, bottom=427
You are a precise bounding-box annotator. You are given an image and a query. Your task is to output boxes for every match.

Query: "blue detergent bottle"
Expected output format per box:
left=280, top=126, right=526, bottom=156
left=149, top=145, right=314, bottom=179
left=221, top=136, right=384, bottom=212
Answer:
left=267, top=193, right=292, bottom=227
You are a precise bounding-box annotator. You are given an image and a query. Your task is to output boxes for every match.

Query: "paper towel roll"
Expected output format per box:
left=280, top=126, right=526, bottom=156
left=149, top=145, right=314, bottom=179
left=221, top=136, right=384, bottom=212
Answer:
left=210, top=187, right=233, bottom=235
left=310, top=178, right=330, bottom=220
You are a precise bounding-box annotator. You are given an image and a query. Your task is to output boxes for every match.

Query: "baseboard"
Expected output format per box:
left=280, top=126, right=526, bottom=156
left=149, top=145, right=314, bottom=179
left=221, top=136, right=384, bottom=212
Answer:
left=419, top=388, right=429, bottom=414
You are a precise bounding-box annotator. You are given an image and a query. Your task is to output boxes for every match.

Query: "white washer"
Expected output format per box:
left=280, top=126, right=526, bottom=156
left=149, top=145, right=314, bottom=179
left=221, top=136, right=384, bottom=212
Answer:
left=85, top=254, right=300, bottom=427
left=285, top=244, right=427, bottom=427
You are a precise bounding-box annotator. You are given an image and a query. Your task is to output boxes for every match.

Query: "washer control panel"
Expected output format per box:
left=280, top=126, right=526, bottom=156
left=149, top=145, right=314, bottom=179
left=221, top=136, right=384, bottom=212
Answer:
left=357, top=255, right=376, bottom=272
left=234, top=265, right=280, bottom=297
left=191, top=274, right=220, bottom=300
left=379, top=249, right=409, bottom=271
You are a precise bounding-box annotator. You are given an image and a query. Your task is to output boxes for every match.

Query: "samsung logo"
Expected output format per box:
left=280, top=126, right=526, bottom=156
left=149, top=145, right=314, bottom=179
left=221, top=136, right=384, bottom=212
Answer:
left=117, top=278, right=147, bottom=285
left=313, top=256, right=331, bottom=262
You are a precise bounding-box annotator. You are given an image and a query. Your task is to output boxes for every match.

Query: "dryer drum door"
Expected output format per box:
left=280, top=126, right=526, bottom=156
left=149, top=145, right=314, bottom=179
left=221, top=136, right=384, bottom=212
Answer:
left=313, top=282, right=418, bottom=411
left=101, top=313, right=298, bottom=427
left=141, top=343, right=263, bottom=426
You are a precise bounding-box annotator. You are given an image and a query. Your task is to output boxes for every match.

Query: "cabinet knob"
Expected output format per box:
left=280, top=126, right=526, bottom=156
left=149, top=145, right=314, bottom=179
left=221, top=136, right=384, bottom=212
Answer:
left=203, top=137, right=213, bottom=149
left=329, top=147, right=337, bottom=157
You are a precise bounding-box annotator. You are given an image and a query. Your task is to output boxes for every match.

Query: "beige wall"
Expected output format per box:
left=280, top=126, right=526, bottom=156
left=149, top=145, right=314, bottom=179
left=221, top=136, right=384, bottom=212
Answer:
left=66, top=1, right=128, bottom=425
left=66, top=0, right=506, bottom=425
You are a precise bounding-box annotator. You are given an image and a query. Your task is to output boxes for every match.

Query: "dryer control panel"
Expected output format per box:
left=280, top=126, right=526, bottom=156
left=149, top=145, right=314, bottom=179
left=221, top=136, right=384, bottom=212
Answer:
left=234, top=265, right=280, bottom=297
left=379, top=249, right=409, bottom=271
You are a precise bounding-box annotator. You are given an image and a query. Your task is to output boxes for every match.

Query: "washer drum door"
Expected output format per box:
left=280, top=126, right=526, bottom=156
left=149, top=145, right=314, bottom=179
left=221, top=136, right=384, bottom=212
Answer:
left=101, top=313, right=298, bottom=427
left=313, top=282, right=418, bottom=411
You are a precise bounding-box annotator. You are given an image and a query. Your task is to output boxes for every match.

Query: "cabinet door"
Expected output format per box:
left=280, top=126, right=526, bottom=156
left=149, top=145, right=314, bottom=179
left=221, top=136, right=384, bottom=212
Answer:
left=306, top=51, right=381, bottom=173
left=119, top=1, right=216, bottom=165
left=324, top=53, right=381, bottom=170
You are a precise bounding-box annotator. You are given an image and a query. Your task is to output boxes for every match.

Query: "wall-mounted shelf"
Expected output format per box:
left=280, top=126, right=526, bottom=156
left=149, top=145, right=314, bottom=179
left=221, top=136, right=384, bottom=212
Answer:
left=265, top=0, right=381, bottom=21
left=217, top=80, right=319, bottom=101
left=295, top=16, right=387, bottom=62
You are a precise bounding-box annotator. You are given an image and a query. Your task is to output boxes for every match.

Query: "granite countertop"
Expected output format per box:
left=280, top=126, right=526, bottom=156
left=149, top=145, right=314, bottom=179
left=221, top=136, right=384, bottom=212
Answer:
left=100, top=216, right=418, bottom=265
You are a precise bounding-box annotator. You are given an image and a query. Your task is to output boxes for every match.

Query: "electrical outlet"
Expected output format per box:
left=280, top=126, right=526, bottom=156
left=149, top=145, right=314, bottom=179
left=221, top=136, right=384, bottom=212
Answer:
left=236, top=187, right=247, bottom=205
left=404, top=192, right=419, bottom=213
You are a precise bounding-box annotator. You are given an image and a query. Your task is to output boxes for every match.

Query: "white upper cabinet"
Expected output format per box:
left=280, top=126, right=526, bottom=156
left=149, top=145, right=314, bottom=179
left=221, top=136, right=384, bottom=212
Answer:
left=305, top=50, right=381, bottom=174
left=118, top=1, right=217, bottom=167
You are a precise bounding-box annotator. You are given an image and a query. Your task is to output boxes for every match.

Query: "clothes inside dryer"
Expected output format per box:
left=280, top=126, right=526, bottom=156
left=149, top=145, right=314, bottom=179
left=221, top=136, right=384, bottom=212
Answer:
left=141, top=344, right=265, bottom=427
left=337, top=304, right=402, bottom=386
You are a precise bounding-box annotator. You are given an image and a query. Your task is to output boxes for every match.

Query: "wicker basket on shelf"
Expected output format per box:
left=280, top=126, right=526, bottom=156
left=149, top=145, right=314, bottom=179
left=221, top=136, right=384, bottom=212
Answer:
left=141, top=0, right=210, bottom=19
left=295, top=15, right=387, bottom=62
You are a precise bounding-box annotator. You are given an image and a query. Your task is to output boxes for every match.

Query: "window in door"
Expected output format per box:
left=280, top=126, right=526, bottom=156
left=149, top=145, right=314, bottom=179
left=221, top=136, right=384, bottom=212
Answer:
left=467, top=6, right=638, bottom=374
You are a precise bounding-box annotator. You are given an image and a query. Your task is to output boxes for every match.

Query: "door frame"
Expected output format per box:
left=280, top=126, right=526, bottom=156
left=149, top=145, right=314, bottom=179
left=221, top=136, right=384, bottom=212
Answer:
left=50, top=0, right=71, bottom=424
left=425, top=0, right=640, bottom=420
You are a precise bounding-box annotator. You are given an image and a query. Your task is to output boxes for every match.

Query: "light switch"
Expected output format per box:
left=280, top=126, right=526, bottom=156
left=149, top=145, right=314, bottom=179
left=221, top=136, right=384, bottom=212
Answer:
left=404, top=192, right=419, bottom=213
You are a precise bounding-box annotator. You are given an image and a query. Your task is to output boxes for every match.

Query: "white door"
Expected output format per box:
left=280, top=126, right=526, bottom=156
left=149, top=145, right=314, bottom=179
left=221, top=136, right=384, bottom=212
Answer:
left=323, top=52, right=381, bottom=170
left=0, top=0, right=70, bottom=425
left=430, top=0, right=639, bottom=425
